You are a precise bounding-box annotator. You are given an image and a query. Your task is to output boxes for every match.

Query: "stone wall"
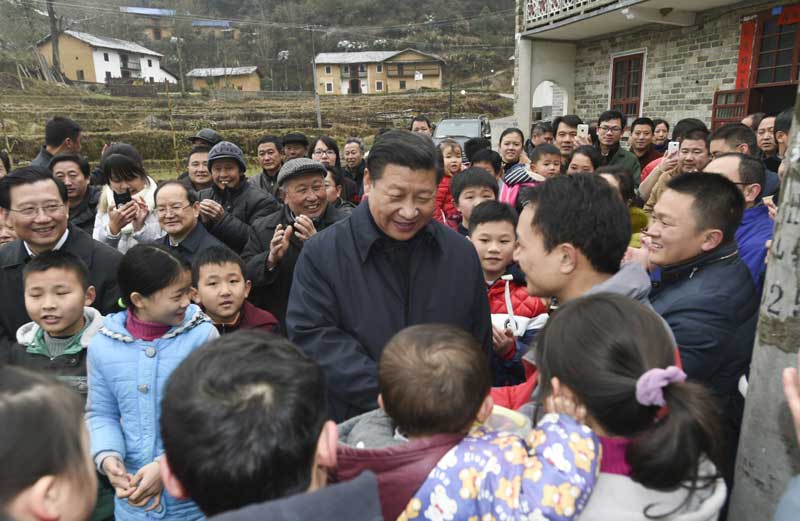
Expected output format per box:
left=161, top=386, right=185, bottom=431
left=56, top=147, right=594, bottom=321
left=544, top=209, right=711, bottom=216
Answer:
left=572, top=0, right=796, bottom=126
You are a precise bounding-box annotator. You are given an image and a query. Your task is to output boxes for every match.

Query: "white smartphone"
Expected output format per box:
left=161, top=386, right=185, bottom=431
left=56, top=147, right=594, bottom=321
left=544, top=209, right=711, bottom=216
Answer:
left=668, top=141, right=680, bottom=155
left=577, top=124, right=589, bottom=138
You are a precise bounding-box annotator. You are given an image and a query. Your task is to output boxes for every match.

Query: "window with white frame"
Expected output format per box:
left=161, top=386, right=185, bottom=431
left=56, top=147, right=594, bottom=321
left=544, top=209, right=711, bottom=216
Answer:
left=376, top=80, right=383, bottom=91
left=324, top=65, right=331, bottom=75
left=325, top=82, right=333, bottom=92
left=377, top=63, right=383, bottom=73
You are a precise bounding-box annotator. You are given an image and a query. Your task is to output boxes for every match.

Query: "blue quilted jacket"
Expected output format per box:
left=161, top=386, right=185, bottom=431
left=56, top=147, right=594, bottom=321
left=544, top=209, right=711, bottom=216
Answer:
left=86, top=304, right=217, bottom=521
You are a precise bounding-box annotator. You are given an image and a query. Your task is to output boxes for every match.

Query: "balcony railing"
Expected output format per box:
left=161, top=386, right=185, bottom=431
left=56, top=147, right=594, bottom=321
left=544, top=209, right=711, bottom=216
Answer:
left=525, top=0, right=618, bottom=29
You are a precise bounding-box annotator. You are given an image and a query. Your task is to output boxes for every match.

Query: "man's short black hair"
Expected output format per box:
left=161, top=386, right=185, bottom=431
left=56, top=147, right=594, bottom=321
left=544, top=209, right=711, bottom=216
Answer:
left=464, top=137, right=491, bottom=163
left=530, top=143, right=561, bottom=163
left=468, top=200, right=517, bottom=234
left=186, top=146, right=210, bottom=163
left=531, top=121, right=553, bottom=135
left=450, top=167, right=499, bottom=204
left=471, top=149, right=502, bottom=175
left=155, top=180, right=198, bottom=207
left=23, top=250, right=89, bottom=290
left=672, top=118, right=708, bottom=141
left=191, top=245, right=244, bottom=287
left=44, top=117, right=81, bottom=148
left=631, top=117, right=655, bottom=132
left=775, top=107, right=793, bottom=135
left=709, top=123, right=757, bottom=156
left=598, top=110, right=625, bottom=127
left=324, top=165, right=344, bottom=188
left=0, top=166, right=67, bottom=210
left=665, top=172, right=744, bottom=243
left=682, top=128, right=710, bottom=147
left=410, top=114, right=433, bottom=130
left=552, top=115, right=583, bottom=133
left=366, top=130, right=439, bottom=184
left=520, top=173, right=630, bottom=275
left=49, top=154, right=90, bottom=178
left=715, top=152, right=766, bottom=190
left=257, top=135, right=284, bottom=152
left=160, top=330, right=327, bottom=516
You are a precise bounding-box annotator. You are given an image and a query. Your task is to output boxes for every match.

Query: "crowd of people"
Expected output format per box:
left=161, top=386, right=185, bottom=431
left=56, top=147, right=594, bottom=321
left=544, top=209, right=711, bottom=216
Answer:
left=0, top=106, right=797, bottom=521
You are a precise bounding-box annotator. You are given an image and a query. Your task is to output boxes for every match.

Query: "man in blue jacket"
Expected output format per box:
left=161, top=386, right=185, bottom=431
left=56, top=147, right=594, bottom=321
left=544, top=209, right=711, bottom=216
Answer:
left=704, top=152, right=774, bottom=291
left=646, top=172, right=758, bottom=483
left=286, top=130, right=492, bottom=422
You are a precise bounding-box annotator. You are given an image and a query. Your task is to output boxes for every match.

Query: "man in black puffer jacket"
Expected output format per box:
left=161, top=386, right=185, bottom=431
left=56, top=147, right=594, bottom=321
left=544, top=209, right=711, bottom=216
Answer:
left=198, top=141, right=280, bottom=253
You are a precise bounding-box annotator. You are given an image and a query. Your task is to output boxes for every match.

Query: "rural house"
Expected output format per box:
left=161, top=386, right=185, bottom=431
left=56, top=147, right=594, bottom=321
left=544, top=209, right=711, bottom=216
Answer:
left=314, top=49, right=444, bottom=95
left=36, top=30, right=177, bottom=84
left=119, top=6, right=176, bottom=41
left=186, top=66, right=261, bottom=91
left=514, top=0, right=800, bottom=133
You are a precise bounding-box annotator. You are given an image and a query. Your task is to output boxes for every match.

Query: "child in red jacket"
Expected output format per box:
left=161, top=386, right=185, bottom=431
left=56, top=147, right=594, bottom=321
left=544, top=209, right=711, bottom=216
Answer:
left=434, top=139, right=463, bottom=230
left=468, top=200, right=548, bottom=386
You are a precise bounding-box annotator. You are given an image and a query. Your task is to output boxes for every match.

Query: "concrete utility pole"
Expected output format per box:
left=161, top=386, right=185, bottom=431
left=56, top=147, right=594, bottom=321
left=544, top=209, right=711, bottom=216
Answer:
left=309, top=26, right=322, bottom=130
left=46, top=0, right=61, bottom=77
left=729, top=85, right=800, bottom=519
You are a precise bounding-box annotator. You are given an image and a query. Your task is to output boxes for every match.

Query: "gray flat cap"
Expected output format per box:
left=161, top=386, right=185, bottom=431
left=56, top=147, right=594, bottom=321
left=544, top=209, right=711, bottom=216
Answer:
left=277, top=158, right=327, bottom=186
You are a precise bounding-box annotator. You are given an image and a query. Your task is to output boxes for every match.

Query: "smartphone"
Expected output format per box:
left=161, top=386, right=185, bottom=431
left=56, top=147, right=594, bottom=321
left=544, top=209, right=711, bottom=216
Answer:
left=763, top=195, right=775, bottom=206
left=668, top=141, right=680, bottom=155
left=577, top=124, right=589, bottom=139
left=113, top=191, right=132, bottom=208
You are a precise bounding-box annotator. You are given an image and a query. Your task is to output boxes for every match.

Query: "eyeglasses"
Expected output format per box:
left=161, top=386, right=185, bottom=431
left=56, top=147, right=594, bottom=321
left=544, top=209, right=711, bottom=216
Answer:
left=156, top=203, right=193, bottom=216
left=599, top=126, right=622, bottom=133
left=313, top=149, right=336, bottom=156
left=9, top=203, right=65, bottom=218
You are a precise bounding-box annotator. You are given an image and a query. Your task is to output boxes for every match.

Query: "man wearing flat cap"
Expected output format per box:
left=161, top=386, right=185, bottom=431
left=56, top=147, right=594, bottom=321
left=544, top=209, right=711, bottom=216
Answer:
left=188, top=128, right=223, bottom=148
left=242, top=158, right=348, bottom=329
left=282, top=132, right=310, bottom=160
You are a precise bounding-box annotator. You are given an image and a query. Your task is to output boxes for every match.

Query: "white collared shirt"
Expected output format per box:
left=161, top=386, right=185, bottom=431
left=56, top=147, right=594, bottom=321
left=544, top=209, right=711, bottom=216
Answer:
left=24, top=229, right=69, bottom=257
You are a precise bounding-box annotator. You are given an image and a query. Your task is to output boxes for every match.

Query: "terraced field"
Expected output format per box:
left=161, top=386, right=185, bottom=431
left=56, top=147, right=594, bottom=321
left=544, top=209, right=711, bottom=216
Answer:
left=0, top=82, right=512, bottom=180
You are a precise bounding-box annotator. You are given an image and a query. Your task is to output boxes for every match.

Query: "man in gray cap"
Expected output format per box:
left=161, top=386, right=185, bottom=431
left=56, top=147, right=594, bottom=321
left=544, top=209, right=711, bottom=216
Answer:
left=197, top=141, right=279, bottom=253
left=282, top=132, right=310, bottom=160
left=188, top=128, right=223, bottom=148
left=242, top=158, right=348, bottom=328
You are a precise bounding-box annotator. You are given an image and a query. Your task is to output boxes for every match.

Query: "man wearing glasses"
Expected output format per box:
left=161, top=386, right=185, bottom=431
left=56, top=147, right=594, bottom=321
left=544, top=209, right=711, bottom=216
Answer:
left=0, top=166, right=121, bottom=349
left=596, top=110, right=642, bottom=186
left=154, top=181, right=226, bottom=265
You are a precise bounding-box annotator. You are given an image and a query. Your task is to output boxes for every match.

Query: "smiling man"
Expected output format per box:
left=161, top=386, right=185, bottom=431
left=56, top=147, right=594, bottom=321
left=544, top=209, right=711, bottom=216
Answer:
left=155, top=181, right=225, bottom=265
left=243, top=158, right=347, bottom=329
left=286, top=130, right=492, bottom=422
left=0, top=166, right=121, bottom=350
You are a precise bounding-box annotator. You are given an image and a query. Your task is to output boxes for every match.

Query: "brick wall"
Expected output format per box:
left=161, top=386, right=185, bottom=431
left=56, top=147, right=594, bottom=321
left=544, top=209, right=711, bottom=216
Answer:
left=572, top=0, right=795, bottom=126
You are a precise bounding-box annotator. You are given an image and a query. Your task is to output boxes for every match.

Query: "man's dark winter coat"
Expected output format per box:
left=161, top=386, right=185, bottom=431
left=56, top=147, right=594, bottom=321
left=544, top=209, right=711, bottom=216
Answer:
left=68, top=186, right=101, bottom=236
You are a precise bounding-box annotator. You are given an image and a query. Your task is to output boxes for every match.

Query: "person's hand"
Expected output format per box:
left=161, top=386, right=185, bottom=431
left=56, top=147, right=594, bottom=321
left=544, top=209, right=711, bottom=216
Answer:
left=764, top=196, right=777, bottom=220
left=623, top=235, right=652, bottom=271
left=783, top=352, right=800, bottom=448
left=127, top=461, right=163, bottom=511
left=108, top=201, right=137, bottom=236
left=660, top=151, right=680, bottom=174
left=131, top=196, right=150, bottom=232
left=267, top=224, right=292, bottom=270
left=293, top=215, right=317, bottom=242
left=519, top=150, right=531, bottom=165
left=198, top=199, right=225, bottom=223
left=575, top=135, right=592, bottom=147
left=102, top=457, right=135, bottom=499
left=545, top=394, right=588, bottom=425
left=492, top=325, right=515, bottom=358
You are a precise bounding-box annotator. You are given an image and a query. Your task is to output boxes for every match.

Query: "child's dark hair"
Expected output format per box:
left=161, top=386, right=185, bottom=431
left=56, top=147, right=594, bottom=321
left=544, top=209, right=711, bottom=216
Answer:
left=161, top=330, right=327, bottom=516
left=379, top=324, right=490, bottom=437
left=450, top=167, right=499, bottom=204
left=23, top=250, right=90, bottom=290
left=597, top=165, right=636, bottom=205
left=100, top=153, right=149, bottom=186
left=468, top=200, right=518, bottom=234
left=568, top=145, right=602, bottom=171
left=464, top=137, right=491, bottom=162
left=0, top=366, right=91, bottom=507
left=191, top=246, right=245, bottom=287
left=535, top=293, right=723, bottom=498
left=530, top=143, right=561, bottom=164
left=471, top=149, right=502, bottom=175
left=118, top=244, right=189, bottom=309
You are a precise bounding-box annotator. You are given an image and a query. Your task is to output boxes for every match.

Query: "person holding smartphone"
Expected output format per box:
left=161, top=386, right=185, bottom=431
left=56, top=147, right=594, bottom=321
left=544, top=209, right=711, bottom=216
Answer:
left=93, top=150, right=162, bottom=253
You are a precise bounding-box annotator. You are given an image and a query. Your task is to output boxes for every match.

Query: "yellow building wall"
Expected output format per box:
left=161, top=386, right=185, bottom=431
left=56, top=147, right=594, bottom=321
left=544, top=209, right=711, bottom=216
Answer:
left=366, top=63, right=388, bottom=93
left=191, top=73, right=260, bottom=91
left=385, top=50, right=443, bottom=92
left=37, top=34, right=96, bottom=83
left=316, top=64, right=343, bottom=95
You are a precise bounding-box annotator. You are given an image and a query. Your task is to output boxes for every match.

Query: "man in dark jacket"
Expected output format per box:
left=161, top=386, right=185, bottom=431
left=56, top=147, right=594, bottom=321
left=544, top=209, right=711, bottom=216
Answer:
left=243, top=158, right=347, bottom=327
left=248, top=135, right=284, bottom=198
left=595, top=110, right=642, bottom=186
left=155, top=181, right=226, bottom=265
left=0, top=166, right=121, bottom=349
left=286, top=131, right=492, bottom=422
left=198, top=141, right=279, bottom=253
left=30, top=116, right=82, bottom=168
left=343, top=137, right=366, bottom=195
left=647, top=172, right=758, bottom=483
left=49, top=154, right=100, bottom=236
